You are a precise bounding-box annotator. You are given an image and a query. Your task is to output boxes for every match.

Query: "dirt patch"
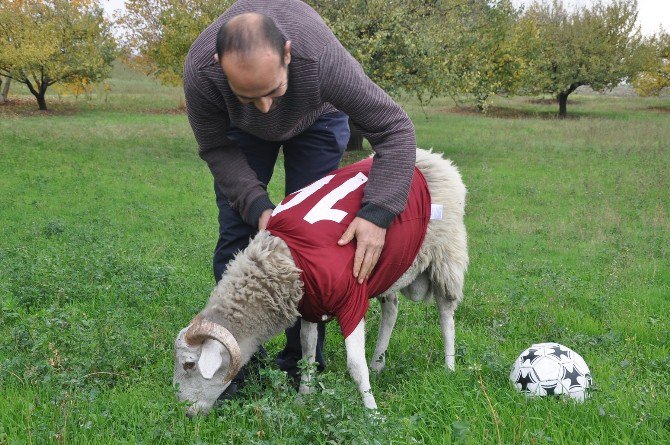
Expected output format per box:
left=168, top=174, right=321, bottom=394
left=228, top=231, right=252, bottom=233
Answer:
left=0, top=98, right=79, bottom=117
left=527, top=98, right=582, bottom=105
left=528, top=98, right=557, bottom=105
left=439, top=105, right=573, bottom=120
left=648, top=106, right=670, bottom=113
left=143, top=107, right=186, bottom=115
left=0, top=99, right=187, bottom=116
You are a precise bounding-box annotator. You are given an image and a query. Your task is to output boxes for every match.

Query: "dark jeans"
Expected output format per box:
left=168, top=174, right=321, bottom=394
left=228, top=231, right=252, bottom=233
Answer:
left=213, top=111, right=350, bottom=382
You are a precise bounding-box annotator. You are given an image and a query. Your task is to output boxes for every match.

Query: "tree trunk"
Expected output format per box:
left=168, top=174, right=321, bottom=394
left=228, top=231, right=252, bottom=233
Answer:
left=0, top=76, right=9, bottom=103
left=558, top=92, right=568, bottom=118
left=476, top=93, right=489, bottom=112
left=347, top=117, right=365, bottom=151
left=36, top=93, right=48, bottom=110
left=23, top=78, right=48, bottom=110
left=557, top=84, right=581, bottom=118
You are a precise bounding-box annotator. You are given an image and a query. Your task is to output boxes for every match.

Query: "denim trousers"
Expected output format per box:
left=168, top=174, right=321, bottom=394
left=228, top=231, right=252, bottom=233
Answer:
left=212, top=111, right=350, bottom=381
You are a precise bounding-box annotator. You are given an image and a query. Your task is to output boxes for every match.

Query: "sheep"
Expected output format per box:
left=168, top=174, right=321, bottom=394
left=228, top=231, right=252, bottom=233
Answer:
left=173, top=148, right=468, bottom=416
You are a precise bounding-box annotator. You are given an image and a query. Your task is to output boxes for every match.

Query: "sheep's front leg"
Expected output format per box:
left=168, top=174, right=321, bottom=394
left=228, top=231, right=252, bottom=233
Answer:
left=371, top=293, right=398, bottom=373
left=345, top=319, right=377, bottom=409
left=299, top=319, right=318, bottom=394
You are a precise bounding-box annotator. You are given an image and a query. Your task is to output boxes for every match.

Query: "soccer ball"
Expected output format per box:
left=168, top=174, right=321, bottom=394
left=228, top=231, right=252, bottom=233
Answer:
left=510, top=342, right=592, bottom=401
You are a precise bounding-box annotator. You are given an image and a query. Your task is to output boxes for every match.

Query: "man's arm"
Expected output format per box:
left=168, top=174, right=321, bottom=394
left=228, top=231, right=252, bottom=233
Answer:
left=319, top=41, right=416, bottom=227
left=184, top=70, right=274, bottom=227
left=319, top=41, right=416, bottom=282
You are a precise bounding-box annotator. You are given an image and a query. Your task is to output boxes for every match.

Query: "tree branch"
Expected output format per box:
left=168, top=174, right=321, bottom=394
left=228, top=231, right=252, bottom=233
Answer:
left=23, top=76, right=39, bottom=96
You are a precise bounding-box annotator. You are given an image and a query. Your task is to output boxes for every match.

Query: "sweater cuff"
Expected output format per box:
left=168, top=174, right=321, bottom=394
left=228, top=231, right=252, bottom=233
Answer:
left=356, top=203, right=396, bottom=229
left=246, top=195, right=275, bottom=228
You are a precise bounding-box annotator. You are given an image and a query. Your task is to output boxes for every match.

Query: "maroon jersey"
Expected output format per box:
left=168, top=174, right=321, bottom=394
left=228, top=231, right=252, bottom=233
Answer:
left=267, top=158, right=430, bottom=338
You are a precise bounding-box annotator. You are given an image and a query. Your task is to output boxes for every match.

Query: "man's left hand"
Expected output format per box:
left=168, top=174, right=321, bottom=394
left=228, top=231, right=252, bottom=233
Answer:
left=338, top=217, right=387, bottom=284
left=258, top=209, right=273, bottom=231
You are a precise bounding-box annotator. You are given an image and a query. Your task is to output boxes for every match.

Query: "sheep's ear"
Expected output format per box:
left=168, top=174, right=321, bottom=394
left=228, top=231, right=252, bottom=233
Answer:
left=198, top=339, right=225, bottom=379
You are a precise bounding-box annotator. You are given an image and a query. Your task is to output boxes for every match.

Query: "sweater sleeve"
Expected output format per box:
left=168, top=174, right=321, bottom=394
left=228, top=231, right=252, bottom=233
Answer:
left=183, top=65, right=274, bottom=227
left=318, top=41, right=416, bottom=228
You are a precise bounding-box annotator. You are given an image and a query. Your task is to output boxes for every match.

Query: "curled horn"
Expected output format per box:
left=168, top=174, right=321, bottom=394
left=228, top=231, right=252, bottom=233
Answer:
left=189, top=314, right=204, bottom=325
left=185, top=319, right=242, bottom=383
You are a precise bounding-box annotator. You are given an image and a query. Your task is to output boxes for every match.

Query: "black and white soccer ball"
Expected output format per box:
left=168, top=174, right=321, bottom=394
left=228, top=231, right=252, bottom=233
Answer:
left=510, top=342, right=592, bottom=401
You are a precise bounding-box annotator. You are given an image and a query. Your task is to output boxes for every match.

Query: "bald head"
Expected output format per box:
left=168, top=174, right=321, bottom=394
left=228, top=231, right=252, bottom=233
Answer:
left=216, top=13, right=291, bottom=113
left=216, top=13, right=286, bottom=63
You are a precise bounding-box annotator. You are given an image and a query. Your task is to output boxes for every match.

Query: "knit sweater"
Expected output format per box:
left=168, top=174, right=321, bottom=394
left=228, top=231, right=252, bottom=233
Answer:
left=183, top=0, right=416, bottom=228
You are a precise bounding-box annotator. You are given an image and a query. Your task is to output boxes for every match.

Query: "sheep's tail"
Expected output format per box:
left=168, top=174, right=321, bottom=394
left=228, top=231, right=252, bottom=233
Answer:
left=415, top=148, right=468, bottom=304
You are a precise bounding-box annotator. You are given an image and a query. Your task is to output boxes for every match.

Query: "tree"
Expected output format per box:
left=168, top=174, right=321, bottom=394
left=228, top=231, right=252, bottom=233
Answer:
left=518, top=0, right=642, bottom=117
left=308, top=0, right=456, bottom=149
left=633, top=31, right=670, bottom=96
left=309, top=1, right=435, bottom=102
left=441, top=0, right=531, bottom=111
left=309, top=0, right=474, bottom=106
left=0, top=76, right=10, bottom=103
left=0, top=0, right=117, bottom=110
left=118, top=0, right=233, bottom=86
left=310, top=0, right=528, bottom=114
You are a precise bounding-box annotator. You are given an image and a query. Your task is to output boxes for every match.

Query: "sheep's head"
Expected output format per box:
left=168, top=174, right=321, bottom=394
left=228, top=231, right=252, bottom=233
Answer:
left=173, top=317, right=242, bottom=417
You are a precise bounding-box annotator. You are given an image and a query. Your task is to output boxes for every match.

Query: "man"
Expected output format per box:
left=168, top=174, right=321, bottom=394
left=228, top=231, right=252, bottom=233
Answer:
left=183, top=0, right=416, bottom=396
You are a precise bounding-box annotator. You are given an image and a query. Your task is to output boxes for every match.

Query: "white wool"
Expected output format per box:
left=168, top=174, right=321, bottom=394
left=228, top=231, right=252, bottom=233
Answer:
left=174, top=148, right=469, bottom=414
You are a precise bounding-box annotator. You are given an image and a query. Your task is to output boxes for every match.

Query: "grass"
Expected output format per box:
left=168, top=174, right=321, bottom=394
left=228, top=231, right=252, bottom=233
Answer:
left=1, top=62, right=669, bottom=444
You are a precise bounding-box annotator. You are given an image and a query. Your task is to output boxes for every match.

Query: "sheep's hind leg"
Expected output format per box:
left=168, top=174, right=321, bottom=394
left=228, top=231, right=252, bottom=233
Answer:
left=435, top=295, right=457, bottom=371
left=299, top=319, right=318, bottom=394
left=345, top=319, right=377, bottom=409
left=370, top=292, right=398, bottom=373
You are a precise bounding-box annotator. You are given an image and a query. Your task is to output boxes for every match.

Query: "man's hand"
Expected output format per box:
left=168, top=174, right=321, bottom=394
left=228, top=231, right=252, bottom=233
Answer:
left=338, top=217, right=387, bottom=284
left=258, top=209, right=273, bottom=231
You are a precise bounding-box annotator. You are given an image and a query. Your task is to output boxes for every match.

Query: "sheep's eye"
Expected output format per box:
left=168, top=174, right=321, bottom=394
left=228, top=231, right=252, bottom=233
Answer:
left=183, top=361, right=196, bottom=371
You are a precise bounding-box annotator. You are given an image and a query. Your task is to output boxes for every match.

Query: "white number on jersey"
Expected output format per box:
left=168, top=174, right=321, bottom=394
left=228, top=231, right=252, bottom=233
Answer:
left=271, top=172, right=368, bottom=224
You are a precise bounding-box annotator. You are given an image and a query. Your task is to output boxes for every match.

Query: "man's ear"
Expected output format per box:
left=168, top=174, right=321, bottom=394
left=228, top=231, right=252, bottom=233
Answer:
left=284, top=41, right=291, bottom=65
left=198, top=339, right=225, bottom=379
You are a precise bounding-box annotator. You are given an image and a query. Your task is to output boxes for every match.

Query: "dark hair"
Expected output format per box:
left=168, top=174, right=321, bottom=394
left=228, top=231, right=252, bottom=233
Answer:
left=216, top=13, right=286, bottom=63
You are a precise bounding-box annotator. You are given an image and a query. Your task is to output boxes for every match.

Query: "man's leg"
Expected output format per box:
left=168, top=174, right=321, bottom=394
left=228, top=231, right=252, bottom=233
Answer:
left=276, top=111, right=350, bottom=383
left=213, top=126, right=280, bottom=398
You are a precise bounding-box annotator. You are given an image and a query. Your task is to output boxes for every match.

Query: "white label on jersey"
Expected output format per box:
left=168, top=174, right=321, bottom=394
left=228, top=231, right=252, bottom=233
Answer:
left=304, top=172, right=368, bottom=224
left=272, top=174, right=336, bottom=217
left=430, top=204, right=443, bottom=220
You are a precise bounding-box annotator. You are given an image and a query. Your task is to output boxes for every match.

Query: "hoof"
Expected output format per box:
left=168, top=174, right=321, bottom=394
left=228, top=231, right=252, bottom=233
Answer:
left=298, top=384, right=314, bottom=395
left=370, top=354, right=386, bottom=373
left=367, top=409, right=386, bottom=424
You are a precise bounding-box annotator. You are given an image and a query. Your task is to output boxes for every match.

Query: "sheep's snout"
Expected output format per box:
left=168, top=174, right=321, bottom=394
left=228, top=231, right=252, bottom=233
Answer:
left=185, top=400, right=215, bottom=418
left=174, top=324, right=236, bottom=417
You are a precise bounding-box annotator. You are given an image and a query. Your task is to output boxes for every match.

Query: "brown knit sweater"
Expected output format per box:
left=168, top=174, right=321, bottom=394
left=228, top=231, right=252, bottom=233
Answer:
left=183, top=0, right=416, bottom=228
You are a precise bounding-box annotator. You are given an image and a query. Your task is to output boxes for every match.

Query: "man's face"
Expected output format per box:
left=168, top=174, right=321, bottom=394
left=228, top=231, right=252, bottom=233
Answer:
left=220, top=42, right=290, bottom=114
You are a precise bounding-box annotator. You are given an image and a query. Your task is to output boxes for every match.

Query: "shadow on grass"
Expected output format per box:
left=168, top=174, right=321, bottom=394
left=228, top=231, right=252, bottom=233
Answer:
left=438, top=105, right=580, bottom=120
left=648, top=106, right=670, bottom=113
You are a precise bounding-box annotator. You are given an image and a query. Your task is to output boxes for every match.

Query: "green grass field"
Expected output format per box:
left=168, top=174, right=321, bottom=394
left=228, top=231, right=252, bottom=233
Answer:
left=1, top=63, right=669, bottom=444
